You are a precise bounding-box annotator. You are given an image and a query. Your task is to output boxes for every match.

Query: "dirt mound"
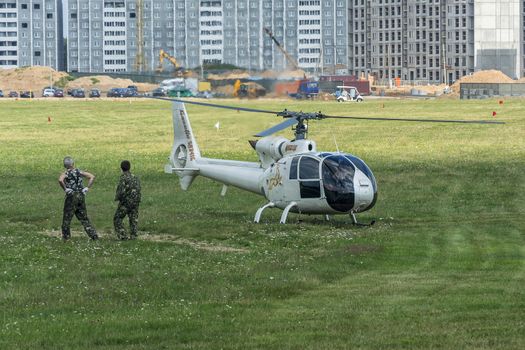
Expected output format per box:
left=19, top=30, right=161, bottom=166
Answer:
left=0, top=66, right=68, bottom=93
left=215, top=85, right=235, bottom=95
left=450, top=70, right=514, bottom=95
left=259, top=69, right=307, bottom=80
left=0, top=66, right=157, bottom=95
left=208, top=70, right=250, bottom=80
left=66, top=75, right=157, bottom=93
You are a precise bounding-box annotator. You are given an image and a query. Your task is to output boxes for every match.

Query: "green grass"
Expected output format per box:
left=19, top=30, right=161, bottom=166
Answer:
left=0, top=98, right=524, bottom=349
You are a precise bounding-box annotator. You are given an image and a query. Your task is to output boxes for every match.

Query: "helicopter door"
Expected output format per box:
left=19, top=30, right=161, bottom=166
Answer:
left=298, top=156, right=321, bottom=198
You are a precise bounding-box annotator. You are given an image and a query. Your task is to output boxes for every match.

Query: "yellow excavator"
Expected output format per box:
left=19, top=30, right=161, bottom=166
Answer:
left=157, top=49, right=187, bottom=77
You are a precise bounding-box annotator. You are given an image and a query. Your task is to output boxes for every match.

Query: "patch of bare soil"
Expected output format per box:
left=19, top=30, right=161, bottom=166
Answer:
left=41, top=230, right=248, bottom=253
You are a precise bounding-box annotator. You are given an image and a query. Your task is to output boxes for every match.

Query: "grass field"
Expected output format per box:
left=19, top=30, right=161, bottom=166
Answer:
left=0, top=97, right=524, bottom=349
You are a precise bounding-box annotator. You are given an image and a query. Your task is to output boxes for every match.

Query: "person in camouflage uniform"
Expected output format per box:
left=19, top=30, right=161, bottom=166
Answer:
left=114, top=160, right=141, bottom=240
left=58, top=156, right=98, bottom=240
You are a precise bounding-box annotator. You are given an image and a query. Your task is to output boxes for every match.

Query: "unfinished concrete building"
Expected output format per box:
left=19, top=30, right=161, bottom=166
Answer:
left=349, top=0, right=477, bottom=84
left=349, top=0, right=523, bottom=83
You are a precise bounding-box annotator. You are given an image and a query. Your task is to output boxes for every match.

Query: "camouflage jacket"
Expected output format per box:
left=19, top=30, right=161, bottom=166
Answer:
left=64, top=168, right=84, bottom=193
left=115, top=172, right=141, bottom=206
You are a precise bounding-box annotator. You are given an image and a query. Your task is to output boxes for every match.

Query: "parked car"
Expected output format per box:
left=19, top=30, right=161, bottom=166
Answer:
left=0, top=90, right=4, bottom=97
left=42, top=88, right=56, bottom=97
left=127, top=85, right=138, bottom=93
left=71, top=89, right=85, bottom=98
left=20, top=91, right=35, bottom=98
left=66, top=88, right=74, bottom=96
left=107, top=88, right=126, bottom=97
left=124, top=88, right=138, bottom=97
left=89, top=89, right=101, bottom=98
left=54, top=89, right=64, bottom=97
left=8, top=91, right=18, bottom=98
left=152, top=88, right=166, bottom=97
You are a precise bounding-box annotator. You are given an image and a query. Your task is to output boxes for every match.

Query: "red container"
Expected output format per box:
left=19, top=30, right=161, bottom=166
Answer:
left=274, top=81, right=301, bottom=96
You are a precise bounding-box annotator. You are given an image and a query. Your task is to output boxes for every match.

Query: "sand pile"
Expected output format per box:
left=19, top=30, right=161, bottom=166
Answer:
left=214, top=81, right=266, bottom=97
left=215, top=85, right=235, bottom=95
left=259, top=69, right=307, bottom=79
left=208, top=70, right=250, bottom=80
left=0, top=66, right=68, bottom=92
left=66, top=75, right=156, bottom=93
left=0, top=66, right=157, bottom=94
left=450, top=70, right=514, bottom=95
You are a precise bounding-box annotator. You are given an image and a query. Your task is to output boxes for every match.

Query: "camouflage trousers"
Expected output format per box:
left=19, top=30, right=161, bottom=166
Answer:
left=62, top=193, right=98, bottom=240
left=114, top=203, right=139, bottom=240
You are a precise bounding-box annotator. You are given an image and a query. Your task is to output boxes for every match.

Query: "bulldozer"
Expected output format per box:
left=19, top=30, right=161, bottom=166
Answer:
left=233, top=79, right=266, bottom=98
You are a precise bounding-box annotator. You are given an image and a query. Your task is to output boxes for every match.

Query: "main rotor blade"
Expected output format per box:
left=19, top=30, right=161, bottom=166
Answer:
left=324, top=115, right=505, bottom=124
left=145, top=96, right=278, bottom=114
left=255, top=118, right=299, bottom=137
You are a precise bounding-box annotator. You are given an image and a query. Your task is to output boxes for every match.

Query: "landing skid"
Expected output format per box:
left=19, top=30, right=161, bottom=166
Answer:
left=280, top=202, right=297, bottom=224
left=254, top=202, right=275, bottom=223
left=350, top=212, right=376, bottom=227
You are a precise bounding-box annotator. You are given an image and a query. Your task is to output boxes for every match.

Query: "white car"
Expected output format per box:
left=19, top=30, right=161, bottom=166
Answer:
left=42, top=88, right=56, bottom=97
left=335, top=86, right=363, bottom=102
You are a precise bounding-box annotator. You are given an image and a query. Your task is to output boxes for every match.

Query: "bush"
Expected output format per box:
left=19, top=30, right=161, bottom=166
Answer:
left=54, top=75, right=76, bottom=88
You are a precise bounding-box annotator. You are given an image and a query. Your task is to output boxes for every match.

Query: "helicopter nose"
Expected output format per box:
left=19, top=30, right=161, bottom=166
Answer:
left=353, top=173, right=375, bottom=212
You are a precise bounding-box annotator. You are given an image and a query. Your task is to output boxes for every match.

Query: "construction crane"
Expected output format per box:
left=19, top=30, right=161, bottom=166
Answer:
left=134, top=0, right=146, bottom=72
left=263, top=27, right=300, bottom=71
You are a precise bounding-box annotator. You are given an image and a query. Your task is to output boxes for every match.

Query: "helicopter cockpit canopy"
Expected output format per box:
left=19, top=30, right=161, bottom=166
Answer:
left=286, top=153, right=374, bottom=213
left=322, top=153, right=377, bottom=212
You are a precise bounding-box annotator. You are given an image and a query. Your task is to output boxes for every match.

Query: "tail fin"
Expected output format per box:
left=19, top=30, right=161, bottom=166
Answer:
left=164, top=102, right=201, bottom=190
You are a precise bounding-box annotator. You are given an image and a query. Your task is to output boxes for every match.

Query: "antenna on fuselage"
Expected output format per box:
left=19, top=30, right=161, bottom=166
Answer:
left=332, top=134, right=340, bottom=153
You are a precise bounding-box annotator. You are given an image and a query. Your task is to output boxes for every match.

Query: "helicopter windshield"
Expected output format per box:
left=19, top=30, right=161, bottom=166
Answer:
left=345, top=154, right=377, bottom=193
left=322, top=155, right=355, bottom=212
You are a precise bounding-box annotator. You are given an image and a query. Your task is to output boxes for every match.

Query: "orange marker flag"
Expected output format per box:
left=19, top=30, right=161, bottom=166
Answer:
left=48, top=116, right=52, bottom=123
left=492, top=111, right=497, bottom=117
left=498, top=100, right=504, bottom=105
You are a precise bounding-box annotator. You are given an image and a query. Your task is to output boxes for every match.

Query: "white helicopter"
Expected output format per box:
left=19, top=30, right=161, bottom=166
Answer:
left=157, top=98, right=503, bottom=225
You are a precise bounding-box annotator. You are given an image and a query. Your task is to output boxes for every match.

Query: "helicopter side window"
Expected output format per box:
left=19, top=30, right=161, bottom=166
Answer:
left=299, top=157, right=320, bottom=198
left=289, top=156, right=299, bottom=179
left=322, top=156, right=356, bottom=212
left=299, top=157, right=319, bottom=179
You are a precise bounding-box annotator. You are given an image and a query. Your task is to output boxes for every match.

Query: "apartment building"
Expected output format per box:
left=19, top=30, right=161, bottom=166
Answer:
left=0, top=0, right=64, bottom=70
left=67, top=0, right=348, bottom=73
